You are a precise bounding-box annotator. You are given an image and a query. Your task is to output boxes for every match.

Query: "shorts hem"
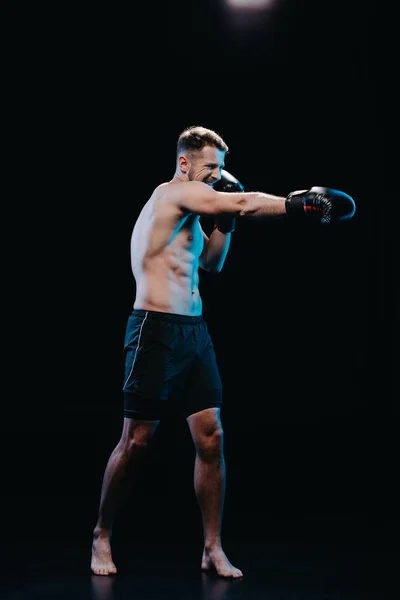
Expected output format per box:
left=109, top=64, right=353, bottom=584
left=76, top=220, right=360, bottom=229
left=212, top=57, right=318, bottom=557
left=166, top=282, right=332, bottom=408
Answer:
left=123, top=388, right=223, bottom=421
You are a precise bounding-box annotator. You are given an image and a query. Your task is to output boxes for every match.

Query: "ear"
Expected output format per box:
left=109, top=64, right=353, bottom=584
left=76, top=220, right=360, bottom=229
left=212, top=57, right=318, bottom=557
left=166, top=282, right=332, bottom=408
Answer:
left=178, top=155, right=190, bottom=174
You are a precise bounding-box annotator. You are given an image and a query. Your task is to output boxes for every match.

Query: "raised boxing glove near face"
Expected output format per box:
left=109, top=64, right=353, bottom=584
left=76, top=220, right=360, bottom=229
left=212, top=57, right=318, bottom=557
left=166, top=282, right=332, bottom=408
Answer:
left=213, top=170, right=244, bottom=233
left=213, top=170, right=245, bottom=193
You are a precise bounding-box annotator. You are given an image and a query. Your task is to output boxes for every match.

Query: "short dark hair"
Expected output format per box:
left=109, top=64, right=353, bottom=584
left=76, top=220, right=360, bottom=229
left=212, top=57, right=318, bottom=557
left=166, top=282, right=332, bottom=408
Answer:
left=177, top=126, right=229, bottom=157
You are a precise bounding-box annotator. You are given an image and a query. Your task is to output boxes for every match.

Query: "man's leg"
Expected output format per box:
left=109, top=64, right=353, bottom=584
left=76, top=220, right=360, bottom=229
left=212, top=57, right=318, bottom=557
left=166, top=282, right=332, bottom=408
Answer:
left=186, top=407, right=243, bottom=578
left=91, top=417, right=159, bottom=575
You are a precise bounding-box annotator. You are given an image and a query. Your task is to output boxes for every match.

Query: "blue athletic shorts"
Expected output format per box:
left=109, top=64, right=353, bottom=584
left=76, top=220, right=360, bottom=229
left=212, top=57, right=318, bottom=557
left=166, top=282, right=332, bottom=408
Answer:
left=122, top=309, right=223, bottom=420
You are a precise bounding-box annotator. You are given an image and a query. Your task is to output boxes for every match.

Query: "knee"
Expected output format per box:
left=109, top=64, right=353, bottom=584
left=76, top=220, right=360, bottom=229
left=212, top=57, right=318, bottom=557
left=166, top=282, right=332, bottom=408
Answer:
left=119, top=420, right=158, bottom=456
left=120, top=432, right=152, bottom=457
left=196, top=427, right=224, bottom=461
left=127, top=437, right=150, bottom=453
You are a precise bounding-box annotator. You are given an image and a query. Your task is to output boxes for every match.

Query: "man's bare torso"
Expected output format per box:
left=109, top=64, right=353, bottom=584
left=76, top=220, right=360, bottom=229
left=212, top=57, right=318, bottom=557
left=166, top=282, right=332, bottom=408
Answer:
left=131, top=183, right=205, bottom=316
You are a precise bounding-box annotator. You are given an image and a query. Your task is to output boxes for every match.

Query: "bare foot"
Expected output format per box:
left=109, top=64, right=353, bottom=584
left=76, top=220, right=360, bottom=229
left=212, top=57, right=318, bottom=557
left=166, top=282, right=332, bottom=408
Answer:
left=91, top=531, right=117, bottom=576
left=201, top=546, right=243, bottom=578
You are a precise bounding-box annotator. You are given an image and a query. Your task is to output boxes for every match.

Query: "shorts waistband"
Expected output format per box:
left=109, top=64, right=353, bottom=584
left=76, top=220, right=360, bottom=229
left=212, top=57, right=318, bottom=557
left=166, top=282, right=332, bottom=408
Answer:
left=132, top=309, right=204, bottom=324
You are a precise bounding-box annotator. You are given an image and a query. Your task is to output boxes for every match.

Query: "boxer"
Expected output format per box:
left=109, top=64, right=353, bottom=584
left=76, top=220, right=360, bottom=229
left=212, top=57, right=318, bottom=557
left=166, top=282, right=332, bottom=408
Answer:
left=91, top=125, right=355, bottom=579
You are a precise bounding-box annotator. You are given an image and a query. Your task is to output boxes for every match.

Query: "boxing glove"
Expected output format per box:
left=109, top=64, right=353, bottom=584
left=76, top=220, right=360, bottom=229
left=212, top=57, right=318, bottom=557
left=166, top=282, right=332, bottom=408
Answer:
left=213, top=169, right=244, bottom=233
left=285, top=186, right=356, bottom=224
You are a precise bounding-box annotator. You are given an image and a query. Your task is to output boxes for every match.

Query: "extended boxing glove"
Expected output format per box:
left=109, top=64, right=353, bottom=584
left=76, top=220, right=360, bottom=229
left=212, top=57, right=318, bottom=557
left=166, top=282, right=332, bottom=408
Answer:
left=213, top=169, right=244, bottom=233
left=285, top=186, right=356, bottom=224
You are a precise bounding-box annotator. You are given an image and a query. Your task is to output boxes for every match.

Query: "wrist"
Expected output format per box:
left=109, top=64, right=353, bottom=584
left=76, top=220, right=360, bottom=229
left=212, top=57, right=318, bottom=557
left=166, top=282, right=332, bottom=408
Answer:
left=214, top=215, right=236, bottom=234
left=285, top=190, right=306, bottom=217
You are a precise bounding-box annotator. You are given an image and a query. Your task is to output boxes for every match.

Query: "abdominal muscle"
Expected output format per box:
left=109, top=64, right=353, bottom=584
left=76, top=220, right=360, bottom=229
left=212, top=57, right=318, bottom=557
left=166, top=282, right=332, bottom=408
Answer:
left=132, top=221, right=204, bottom=316
left=133, top=270, right=202, bottom=316
left=131, top=192, right=205, bottom=316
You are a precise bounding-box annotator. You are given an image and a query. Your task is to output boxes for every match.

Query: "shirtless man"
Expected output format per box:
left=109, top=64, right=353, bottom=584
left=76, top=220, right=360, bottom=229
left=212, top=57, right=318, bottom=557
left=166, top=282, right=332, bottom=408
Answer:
left=90, top=125, right=355, bottom=579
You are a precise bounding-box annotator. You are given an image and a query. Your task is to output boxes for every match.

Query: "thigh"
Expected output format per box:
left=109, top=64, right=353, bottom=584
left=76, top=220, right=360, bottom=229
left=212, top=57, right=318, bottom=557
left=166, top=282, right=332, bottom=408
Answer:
left=123, top=313, right=190, bottom=419
left=123, top=314, right=181, bottom=400
left=182, top=329, right=223, bottom=418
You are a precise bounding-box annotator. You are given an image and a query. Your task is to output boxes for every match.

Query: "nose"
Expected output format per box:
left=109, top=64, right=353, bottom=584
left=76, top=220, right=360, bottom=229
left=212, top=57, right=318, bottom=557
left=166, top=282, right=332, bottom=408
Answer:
left=211, top=168, right=222, bottom=184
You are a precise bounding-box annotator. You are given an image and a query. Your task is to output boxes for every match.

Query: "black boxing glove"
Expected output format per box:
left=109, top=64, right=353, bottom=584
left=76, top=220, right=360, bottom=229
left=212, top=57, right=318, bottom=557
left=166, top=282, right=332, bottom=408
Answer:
left=212, top=169, right=244, bottom=233
left=285, top=186, right=356, bottom=224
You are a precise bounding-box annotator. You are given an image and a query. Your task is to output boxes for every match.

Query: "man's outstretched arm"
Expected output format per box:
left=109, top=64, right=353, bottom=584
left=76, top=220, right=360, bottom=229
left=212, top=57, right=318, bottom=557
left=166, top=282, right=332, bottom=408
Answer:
left=168, top=172, right=355, bottom=225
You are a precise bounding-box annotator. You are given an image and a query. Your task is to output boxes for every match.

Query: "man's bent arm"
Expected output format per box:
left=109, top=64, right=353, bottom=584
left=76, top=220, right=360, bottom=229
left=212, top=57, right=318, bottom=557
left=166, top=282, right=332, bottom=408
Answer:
left=199, top=228, right=231, bottom=273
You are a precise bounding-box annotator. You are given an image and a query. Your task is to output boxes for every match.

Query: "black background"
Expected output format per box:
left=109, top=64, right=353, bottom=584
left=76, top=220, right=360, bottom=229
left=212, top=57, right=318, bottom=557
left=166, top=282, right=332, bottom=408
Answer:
left=4, top=0, right=395, bottom=553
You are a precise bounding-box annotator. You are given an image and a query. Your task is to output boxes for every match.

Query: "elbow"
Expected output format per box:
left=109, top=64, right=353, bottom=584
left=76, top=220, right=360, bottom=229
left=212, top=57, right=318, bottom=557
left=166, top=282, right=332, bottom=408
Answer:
left=209, top=263, right=223, bottom=274
left=200, top=261, right=222, bottom=274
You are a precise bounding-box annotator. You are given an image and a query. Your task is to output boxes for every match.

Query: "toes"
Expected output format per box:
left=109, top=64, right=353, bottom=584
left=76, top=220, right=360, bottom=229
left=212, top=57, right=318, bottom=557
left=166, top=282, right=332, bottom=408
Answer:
left=92, top=566, right=114, bottom=576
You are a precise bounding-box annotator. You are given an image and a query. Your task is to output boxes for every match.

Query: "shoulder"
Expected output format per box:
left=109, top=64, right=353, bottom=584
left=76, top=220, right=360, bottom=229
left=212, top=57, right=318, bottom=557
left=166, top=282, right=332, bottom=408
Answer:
left=154, top=181, right=211, bottom=207
left=156, top=180, right=208, bottom=195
